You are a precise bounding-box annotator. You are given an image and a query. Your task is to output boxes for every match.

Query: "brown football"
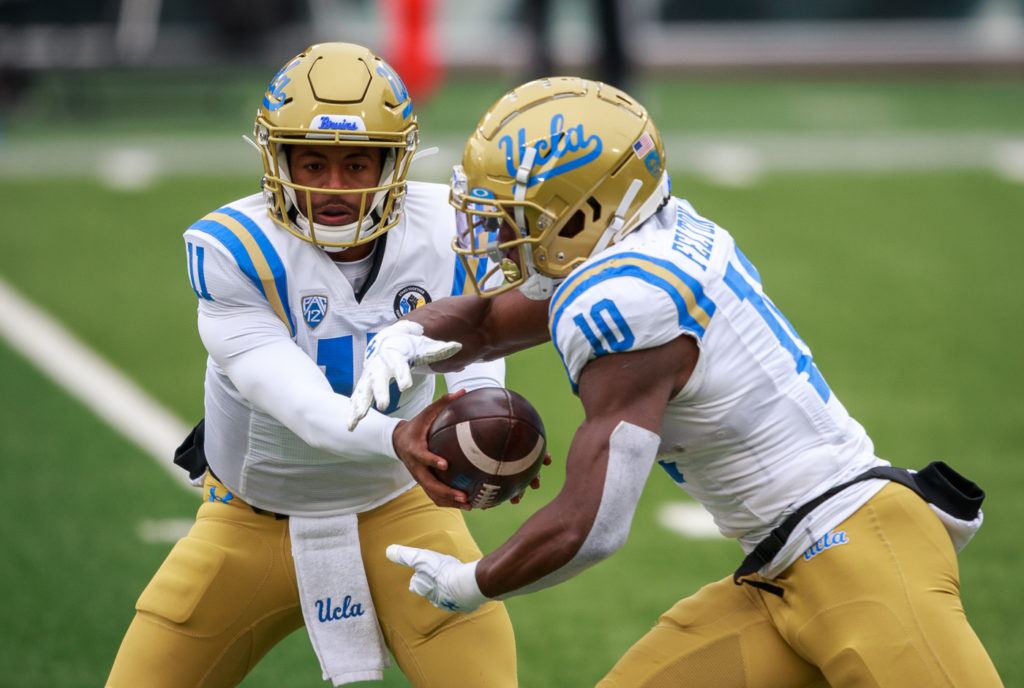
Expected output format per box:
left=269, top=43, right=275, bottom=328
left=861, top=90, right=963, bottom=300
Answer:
left=428, top=388, right=547, bottom=509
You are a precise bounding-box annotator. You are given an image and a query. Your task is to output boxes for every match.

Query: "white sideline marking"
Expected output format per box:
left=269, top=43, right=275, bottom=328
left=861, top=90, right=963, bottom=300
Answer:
left=0, top=276, right=193, bottom=489
left=97, top=147, right=162, bottom=191
left=3, top=133, right=1024, bottom=183
left=657, top=502, right=724, bottom=540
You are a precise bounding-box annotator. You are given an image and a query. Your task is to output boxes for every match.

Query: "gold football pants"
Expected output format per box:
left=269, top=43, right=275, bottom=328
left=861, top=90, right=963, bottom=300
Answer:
left=107, top=475, right=517, bottom=687
left=599, top=483, right=1002, bottom=687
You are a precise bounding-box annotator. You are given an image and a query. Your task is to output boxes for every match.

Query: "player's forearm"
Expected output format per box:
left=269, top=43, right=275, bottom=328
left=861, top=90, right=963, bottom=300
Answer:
left=476, top=420, right=661, bottom=599
left=402, top=294, right=500, bottom=365
left=280, top=386, right=403, bottom=461
left=403, top=292, right=550, bottom=370
left=475, top=496, right=601, bottom=598
left=218, top=335, right=402, bottom=462
left=474, top=421, right=621, bottom=597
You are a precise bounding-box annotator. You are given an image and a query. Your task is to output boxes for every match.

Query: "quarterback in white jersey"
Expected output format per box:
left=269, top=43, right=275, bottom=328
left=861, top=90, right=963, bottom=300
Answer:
left=350, top=78, right=1001, bottom=686
left=184, top=185, right=496, bottom=517
left=107, top=44, right=519, bottom=688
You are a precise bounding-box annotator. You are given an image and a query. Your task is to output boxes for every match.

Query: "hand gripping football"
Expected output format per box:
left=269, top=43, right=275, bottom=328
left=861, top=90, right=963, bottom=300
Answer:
left=428, top=388, right=547, bottom=509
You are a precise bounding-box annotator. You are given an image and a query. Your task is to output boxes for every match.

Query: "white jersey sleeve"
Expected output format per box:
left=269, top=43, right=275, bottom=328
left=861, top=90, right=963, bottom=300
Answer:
left=549, top=250, right=713, bottom=392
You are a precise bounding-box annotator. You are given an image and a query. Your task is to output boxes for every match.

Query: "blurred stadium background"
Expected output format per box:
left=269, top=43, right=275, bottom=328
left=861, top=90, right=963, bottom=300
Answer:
left=2, top=0, right=1023, bottom=686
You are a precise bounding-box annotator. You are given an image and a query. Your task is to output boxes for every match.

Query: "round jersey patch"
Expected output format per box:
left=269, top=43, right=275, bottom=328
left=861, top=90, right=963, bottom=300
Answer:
left=393, top=285, right=431, bottom=317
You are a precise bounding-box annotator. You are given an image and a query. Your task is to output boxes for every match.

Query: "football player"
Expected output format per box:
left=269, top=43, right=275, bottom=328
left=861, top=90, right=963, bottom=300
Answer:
left=106, top=43, right=519, bottom=688
left=349, top=77, right=1003, bottom=686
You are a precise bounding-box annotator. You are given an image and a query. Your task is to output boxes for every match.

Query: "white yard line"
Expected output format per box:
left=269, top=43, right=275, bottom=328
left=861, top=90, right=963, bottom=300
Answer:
left=0, top=276, right=193, bottom=490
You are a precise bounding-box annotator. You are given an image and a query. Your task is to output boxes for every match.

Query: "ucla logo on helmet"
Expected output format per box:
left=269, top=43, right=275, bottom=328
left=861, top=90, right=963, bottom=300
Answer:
left=302, top=295, right=328, bottom=329
left=263, top=58, right=301, bottom=112
left=393, top=286, right=431, bottom=318
left=375, top=62, right=413, bottom=119
left=644, top=150, right=662, bottom=177
left=499, top=113, right=602, bottom=187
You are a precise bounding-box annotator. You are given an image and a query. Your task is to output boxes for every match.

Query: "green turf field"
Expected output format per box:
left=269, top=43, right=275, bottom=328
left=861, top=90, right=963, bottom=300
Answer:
left=1, top=73, right=1022, bottom=686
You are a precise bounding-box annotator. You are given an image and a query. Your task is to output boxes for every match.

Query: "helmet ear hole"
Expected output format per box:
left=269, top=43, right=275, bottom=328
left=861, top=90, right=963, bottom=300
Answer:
left=586, top=197, right=602, bottom=222
left=558, top=209, right=587, bottom=239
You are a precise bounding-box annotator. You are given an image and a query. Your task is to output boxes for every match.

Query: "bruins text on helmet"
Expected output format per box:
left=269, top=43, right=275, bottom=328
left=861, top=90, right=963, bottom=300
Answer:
left=254, top=42, right=419, bottom=251
left=449, top=77, right=671, bottom=300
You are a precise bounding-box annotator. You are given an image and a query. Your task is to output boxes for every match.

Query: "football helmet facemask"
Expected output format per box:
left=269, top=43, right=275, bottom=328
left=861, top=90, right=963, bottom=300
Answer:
left=254, top=42, right=419, bottom=251
left=450, top=77, right=670, bottom=299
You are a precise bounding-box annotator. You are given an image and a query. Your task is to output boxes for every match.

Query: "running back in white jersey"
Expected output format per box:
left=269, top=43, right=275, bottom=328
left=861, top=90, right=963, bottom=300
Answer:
left=549, top=197, right=888, bottom=573
left=183, top=181, right=502, bottom=517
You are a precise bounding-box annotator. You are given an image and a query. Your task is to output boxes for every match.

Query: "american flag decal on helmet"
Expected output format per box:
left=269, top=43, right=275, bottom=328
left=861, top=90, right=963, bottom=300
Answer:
left=632, top=132, right=654, bottom=159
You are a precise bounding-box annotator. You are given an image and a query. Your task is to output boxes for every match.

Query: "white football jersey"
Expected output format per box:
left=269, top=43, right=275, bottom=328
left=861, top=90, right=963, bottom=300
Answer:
left=549, top=197, right=888, bottom=575
left=183, top=182, right=503, bottom=517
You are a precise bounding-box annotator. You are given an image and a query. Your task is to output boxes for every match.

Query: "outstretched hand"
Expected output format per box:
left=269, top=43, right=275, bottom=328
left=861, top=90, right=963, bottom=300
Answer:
left=385, top=544, right=489, bottom=613
left=348, top=320, right=462, bottom=431
left=391, top=390, right=472, bottom=510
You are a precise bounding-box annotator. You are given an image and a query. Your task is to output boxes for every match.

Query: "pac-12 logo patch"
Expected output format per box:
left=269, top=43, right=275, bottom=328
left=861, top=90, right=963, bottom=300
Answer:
left=393, top=286, right=431, bottom=317
left=302, top=295, right=328, bottom=329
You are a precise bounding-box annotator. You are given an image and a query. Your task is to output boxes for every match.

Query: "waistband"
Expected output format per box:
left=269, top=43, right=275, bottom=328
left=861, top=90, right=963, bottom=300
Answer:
left=204, top=470, right=289, bottom=520
left=733, top=461, right=983, bottom=596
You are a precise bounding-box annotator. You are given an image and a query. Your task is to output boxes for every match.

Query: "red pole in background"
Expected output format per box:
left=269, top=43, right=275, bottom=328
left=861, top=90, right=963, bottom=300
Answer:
left=380, top=0, right=443, bottom=103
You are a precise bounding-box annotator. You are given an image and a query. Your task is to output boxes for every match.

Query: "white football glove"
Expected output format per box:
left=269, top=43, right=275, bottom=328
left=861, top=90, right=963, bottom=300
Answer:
left=385, top=544, right=489, bottom=613
left=347, top=321, right=461, bottom=431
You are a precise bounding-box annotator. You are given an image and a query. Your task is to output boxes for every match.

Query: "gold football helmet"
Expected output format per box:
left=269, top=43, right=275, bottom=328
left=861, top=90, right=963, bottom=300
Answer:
left=254, top=42, right=419, bottom=250
left=450, top=77, right=670, bottom=299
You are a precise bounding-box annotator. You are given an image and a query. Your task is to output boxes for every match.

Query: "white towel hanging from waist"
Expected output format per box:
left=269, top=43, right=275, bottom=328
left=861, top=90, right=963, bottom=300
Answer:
left=290, top=512, right=390, bottom=686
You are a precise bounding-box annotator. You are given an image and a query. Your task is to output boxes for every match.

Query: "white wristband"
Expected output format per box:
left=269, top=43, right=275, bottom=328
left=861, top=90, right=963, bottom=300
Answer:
left=449, top=560, right=490, bottom=612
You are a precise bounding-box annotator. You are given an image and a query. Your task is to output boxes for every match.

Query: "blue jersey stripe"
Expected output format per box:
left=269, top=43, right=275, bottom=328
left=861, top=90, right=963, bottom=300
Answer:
left=190, top=219, right=264, bottom=294
left=215, top=207, right=293, bottom=324
left=451, top=254, right=468, bottom=296
left=188, top=207, right=295, bottom=335
left=551, top=252, right=716, bottom=341
left=474, top=256, right=490, bottom=288
left=734, top=246, right=762, bottom=285
left=451, top=254, right=495, bottom=296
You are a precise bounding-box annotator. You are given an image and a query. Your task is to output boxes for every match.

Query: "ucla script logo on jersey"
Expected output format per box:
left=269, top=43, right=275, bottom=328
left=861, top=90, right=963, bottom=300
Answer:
left=500, top=114, right=602, bottom=186
left=302, top=295, right=328, bottom=329
left=393, top=286, right=431, bottom=317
